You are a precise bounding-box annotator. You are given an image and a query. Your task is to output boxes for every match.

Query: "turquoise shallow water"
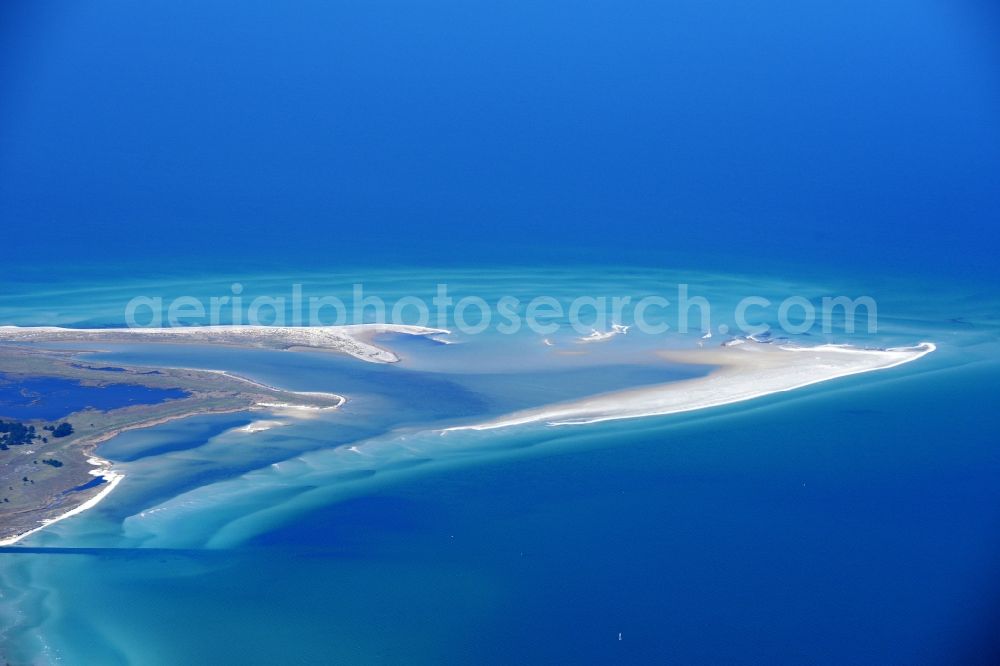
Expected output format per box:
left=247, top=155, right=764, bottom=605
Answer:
left=0, top=269, right=998, bottom=663
left=3, top=0, right=1000, bottom=660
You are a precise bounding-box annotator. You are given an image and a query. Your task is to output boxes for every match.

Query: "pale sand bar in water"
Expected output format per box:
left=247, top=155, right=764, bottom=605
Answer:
left=446, top=341, right=936, bottom=429
left=0, top=324, right=450, bottom=363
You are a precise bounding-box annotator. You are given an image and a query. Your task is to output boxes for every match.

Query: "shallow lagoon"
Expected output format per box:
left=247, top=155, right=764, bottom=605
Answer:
left=0, top=373, right=188, bottom=420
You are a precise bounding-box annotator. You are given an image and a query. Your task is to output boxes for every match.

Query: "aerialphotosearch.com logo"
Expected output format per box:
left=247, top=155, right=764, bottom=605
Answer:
left=124, top=283, right=878, bottom=338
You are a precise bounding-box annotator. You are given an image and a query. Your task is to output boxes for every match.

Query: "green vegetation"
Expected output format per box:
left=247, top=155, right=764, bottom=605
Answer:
left=1, top=420, right=73, bottom=449
left=52, top=422, right=74, bottom=438
left=0, top=420, right=36, bottom=447
left=42, top=458, right=64, bottom=468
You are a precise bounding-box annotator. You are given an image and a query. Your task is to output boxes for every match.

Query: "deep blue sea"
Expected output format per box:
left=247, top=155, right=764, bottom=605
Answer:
left=1, top=1, right=999, bottom=664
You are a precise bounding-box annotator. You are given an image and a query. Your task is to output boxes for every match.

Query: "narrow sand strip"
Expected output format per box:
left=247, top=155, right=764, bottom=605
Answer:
left=445, top=341, right=936, bottom=430
left=0, top=457, right=123, bottom=546
left=0, top=324, right=451, bottom=364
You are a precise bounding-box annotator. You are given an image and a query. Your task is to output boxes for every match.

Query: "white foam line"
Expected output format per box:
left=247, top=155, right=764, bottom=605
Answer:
left=193, top=368, right=346, bottom=407
left=254, top=402, right=340, bottom=411
left=236, top=420, right=287, bottom=434
left=576, top=323, right=630, bottom=344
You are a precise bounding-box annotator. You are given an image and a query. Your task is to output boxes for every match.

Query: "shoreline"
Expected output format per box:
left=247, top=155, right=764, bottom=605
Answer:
left=197, top=368, right=347, bottom=408
left=0, top=395, right=340, bottom=547
left=0, top=324, right=452, bottom=364
left=0, top=458, right=124, bottom=547
left=0, top=326, right=448, bottom=546
left=445, top=341, right=937, bottom=430
left=0, top=344, right=354, bottom=547
left=0, top=403, right=262, bottom=547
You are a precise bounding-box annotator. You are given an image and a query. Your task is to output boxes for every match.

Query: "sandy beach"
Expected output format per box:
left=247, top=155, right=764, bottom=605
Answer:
left=0, top=324, right=452, bottom=363
left=446, top=341, right=937, bottom=430
left=0, top=457, right=123, bottom=547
